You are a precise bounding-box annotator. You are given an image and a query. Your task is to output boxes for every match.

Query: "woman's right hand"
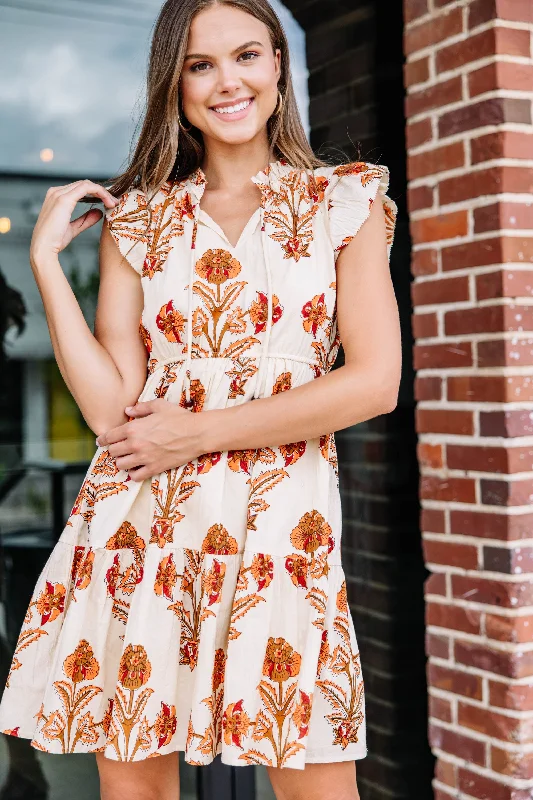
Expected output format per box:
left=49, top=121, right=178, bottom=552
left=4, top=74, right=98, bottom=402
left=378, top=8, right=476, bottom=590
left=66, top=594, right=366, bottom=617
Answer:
left=29, top=179, right=119, bottom=266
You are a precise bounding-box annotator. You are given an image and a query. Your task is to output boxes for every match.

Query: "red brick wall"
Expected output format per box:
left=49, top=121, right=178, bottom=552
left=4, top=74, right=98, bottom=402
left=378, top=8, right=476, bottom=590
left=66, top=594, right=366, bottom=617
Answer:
left=405, top=0, right=533, bottom=796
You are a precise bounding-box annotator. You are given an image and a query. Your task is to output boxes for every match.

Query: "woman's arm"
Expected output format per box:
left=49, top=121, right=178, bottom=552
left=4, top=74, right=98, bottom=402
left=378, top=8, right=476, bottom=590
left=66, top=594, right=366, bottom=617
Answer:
left=98, top=196, right=401, bottom=479
left=30, top=181, right=148, bottom=437
left=200, top=195, right=402, bottom=452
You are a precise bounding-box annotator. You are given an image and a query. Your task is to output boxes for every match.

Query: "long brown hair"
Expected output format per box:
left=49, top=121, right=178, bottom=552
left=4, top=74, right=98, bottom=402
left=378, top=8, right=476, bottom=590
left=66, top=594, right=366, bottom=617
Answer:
left=105, top=0, right=326, bottom=199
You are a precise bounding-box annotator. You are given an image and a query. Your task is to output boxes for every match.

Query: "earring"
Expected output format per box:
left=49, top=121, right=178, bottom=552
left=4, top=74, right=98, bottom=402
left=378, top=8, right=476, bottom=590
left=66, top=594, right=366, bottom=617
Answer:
left=177, top=106, right=192, bottom=132
left=274, top=89, right=284, bottom=116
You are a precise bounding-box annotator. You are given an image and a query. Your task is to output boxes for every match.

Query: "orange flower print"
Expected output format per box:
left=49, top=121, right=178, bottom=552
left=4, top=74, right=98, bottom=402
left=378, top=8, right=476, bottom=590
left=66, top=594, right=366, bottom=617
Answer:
left=156, top=300, right=186, bottom=344
left=290, top=510, right=332, bottom=554
left=272, top=372, right=292, bottom=394
left=179, top=377, right=206, bottom=412
left=249, top=291, right=283, bottom=334
left=202, top=559, right=226, bottom=606
left=201, top=524, right=239, bottom=555
left=106, top=521, right=146, bottom=552
left=154, top=702, right=177, bottom=748
left=195, top=249, right=241, bottom=284
left=118, top=644, right=151, bottom=690
left=285, top=554, right=308, bottom=589
left=301, top=293, right=328, bottom=338
left=308, top=175, right=329, bottom=204
left=74, top=549, right=94, bottom=590
left=212, top=649, right=226, bottom=692
left=228, top=449, right=257, bottom=475
left=139, top=321, right=152, bottom=354
left=249, top=554, right=274, bottom=591
left=222, top=700, right=251, bottom=749
left=292, top=691, right=312, bottom=739
left=150, top=517, right=175, bottom=549
left=262, top=637, right=301, bottom=683
left=63, top=640, right=100, bottom=684
left=154, top=553, right=178, bottom=600
left=35, top=581, right=65, bottom=624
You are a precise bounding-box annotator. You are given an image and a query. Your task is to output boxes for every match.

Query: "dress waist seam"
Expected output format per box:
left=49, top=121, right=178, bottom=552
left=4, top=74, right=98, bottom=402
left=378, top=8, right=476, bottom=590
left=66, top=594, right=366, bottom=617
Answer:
left=149, top=352, right=323, bottom=369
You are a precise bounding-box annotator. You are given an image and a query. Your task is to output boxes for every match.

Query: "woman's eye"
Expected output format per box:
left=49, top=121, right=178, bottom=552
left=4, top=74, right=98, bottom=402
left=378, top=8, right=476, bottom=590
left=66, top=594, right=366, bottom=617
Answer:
left=190, top=61, right=211, bottom=73
left=238, top=51, right=259, bottom=62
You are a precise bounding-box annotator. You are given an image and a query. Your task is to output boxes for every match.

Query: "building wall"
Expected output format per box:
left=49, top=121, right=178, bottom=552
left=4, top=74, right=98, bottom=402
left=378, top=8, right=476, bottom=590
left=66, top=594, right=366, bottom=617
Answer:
left=283, top=2, right=432, bottom=798
left=404, top=0, right=533, bottom=796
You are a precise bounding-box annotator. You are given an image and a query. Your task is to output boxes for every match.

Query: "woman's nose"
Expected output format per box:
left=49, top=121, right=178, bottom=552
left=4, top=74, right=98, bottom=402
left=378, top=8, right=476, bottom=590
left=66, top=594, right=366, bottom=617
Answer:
left=216, top=62, right=242, bottom=93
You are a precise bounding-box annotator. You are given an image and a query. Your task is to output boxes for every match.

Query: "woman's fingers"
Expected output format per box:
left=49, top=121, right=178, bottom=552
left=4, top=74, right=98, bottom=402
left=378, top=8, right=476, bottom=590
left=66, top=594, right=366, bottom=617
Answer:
left=70, top=208, right=104, bottom=237
left=30, top=180, right=119, bottom=263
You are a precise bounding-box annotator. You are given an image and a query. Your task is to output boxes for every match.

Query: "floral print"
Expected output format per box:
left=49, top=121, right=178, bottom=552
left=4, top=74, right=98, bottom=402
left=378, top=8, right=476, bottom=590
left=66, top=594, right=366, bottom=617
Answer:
left=0, top=159, right=395, bottom=767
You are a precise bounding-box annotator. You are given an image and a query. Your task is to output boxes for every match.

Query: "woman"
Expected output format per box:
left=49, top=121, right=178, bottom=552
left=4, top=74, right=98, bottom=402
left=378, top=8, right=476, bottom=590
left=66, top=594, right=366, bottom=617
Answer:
left=0, top=0, right=401, bottom=798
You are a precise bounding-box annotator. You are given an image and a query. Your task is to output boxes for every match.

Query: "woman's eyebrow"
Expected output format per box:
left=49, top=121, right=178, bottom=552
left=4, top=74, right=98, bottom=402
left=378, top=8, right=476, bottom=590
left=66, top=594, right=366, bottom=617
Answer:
left=184, top=40, right=264, bottom=61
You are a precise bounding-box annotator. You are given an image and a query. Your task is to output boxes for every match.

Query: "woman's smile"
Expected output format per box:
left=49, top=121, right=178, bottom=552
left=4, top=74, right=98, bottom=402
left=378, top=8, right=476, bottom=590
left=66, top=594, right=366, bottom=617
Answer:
left=209, top=97, right=255, bottom=121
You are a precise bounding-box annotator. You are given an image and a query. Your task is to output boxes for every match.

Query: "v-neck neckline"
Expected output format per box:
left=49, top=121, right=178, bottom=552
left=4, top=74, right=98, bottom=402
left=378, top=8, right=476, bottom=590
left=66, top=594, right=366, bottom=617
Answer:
left=199, top=206, right=262, bottom=250
left=184, top=159, right=286, bottom=249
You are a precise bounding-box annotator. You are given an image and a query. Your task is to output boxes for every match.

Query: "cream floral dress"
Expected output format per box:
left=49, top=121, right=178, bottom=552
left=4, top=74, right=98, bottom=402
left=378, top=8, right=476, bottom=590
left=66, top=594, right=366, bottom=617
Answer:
left=0, top=160, right=396, bottom=768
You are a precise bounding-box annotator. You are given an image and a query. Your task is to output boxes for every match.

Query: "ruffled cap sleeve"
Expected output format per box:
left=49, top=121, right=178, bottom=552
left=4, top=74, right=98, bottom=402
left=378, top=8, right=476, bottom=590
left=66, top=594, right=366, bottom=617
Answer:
left=104, top=188, right=150, bottom=276
left=321, top=162, right=397, bottom=262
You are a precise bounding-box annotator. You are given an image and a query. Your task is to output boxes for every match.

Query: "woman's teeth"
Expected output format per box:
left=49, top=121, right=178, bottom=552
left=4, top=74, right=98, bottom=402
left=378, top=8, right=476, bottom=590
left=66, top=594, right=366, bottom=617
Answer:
left=212, top=99, right=252, bottom=115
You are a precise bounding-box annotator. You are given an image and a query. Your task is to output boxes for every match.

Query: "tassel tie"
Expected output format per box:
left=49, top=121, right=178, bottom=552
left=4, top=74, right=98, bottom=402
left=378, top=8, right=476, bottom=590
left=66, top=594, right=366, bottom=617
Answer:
left=183, top=203, right=201, bottom=408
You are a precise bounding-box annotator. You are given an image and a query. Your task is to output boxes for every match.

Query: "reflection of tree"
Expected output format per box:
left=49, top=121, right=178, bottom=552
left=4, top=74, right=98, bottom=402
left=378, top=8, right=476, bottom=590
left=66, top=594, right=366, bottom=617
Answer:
left=0, top=268, right=27, bottom=374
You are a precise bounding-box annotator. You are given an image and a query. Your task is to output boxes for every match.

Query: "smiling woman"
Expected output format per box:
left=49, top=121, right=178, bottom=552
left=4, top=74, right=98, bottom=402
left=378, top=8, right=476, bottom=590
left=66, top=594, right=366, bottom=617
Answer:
left=0, top=2, right=400, bottom=800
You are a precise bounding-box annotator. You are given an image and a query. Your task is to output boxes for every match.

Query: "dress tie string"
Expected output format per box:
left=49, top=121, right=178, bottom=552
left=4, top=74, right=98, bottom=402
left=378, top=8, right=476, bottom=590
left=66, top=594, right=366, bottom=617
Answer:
left=252, top=206, right=274, bottom=400
left=183, top=202, right=201, bottom=407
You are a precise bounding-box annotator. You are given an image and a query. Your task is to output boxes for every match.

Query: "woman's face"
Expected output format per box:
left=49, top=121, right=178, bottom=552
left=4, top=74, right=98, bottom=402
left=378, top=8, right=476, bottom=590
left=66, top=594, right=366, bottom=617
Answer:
left=180, top=4, right=281, bottom=148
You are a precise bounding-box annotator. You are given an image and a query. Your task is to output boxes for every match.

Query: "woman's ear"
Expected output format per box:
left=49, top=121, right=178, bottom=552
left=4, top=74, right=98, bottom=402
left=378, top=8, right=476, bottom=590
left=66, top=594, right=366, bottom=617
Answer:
left=274, top=47, right=282, bottom=81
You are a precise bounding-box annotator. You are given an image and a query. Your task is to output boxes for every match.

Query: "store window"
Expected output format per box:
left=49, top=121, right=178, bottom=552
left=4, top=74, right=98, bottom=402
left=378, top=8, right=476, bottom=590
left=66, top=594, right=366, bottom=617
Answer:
left=0, top=2, right=307, bottom=798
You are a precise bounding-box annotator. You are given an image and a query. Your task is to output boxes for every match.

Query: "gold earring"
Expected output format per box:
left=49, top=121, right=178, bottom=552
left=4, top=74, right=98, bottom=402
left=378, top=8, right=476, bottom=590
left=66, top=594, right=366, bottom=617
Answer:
left=177, top=105, right=192, bottom=132
left=274, top=89, right=284, bottom=116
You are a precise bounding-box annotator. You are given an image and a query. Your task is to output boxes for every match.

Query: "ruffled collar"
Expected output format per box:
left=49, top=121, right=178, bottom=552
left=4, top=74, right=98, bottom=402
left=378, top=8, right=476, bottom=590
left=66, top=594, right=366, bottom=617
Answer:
left=184, top=159, right=291, bottom=202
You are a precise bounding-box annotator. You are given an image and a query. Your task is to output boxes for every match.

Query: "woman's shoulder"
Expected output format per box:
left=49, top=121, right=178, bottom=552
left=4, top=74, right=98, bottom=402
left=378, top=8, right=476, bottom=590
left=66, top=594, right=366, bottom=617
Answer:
left=311, top=161, right=397, bottom=260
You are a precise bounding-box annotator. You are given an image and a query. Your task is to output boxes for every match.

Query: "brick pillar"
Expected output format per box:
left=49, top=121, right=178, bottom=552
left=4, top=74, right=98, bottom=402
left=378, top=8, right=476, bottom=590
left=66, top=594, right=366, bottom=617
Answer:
left=405, top=0, right=533, bottom=797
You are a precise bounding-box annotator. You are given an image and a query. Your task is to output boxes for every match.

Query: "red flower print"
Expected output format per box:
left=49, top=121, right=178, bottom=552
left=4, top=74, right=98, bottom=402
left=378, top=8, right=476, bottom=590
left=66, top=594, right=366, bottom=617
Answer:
left=35, top=581, right=66, bottom=624
left=202, top=559, right=226, bottom=606
left=250, top=554, right=274, bottom=591
left=301, top=293, right=328, bottom=338
left=105, top=553, right=120, bottom=598
left=292, top=690, right=312, bottom=739
left=285, top=554, right=308, bottom=589
left=156, top=300, right=186, bottom=344
left=154, top=553, right=178, bottom=600
left=222, top=700, right=251, bottom=748
left=139, top=321, right=152, bottom=354
left=249, top=291, right=283, bottom=334
left=154, top=702, right=177, bottom=748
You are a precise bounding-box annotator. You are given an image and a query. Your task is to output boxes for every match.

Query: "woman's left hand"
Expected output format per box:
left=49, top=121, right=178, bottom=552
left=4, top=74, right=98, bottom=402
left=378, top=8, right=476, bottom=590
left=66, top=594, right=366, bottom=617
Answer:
left=95, top=399, right=204, bottom=481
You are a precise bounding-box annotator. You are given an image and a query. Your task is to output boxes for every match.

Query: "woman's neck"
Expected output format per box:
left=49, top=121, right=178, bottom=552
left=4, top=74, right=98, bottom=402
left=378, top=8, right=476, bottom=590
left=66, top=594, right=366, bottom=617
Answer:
left=201, top=135, right=273, bottom=192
